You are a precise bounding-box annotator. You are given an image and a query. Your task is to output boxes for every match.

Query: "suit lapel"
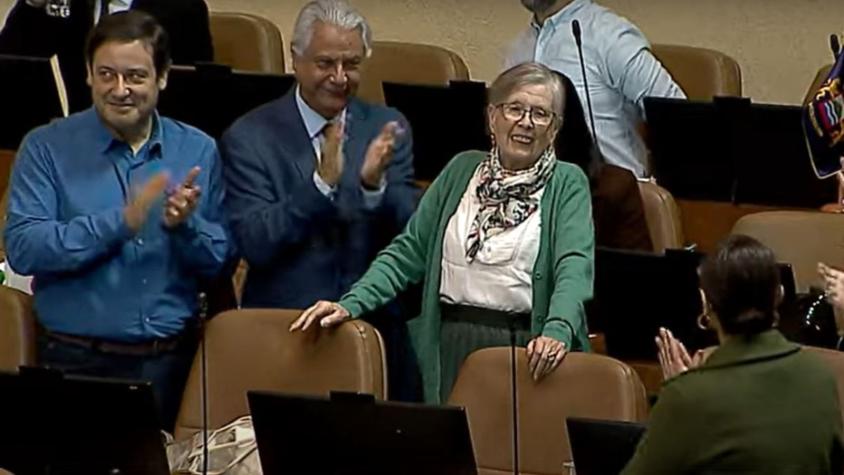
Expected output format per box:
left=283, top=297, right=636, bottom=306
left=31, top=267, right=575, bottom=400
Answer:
left=277, top=90, right=320, bottom=182
left=343, top=98, right=370, bottom=185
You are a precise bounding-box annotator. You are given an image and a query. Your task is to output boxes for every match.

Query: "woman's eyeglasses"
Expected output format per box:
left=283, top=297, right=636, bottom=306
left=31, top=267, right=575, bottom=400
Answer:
left=497, top=102, right=556, bottom=128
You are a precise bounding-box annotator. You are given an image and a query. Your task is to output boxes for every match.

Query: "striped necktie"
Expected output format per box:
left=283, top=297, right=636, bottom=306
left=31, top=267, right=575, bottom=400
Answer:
left=317, top=121, right=340, bottom=161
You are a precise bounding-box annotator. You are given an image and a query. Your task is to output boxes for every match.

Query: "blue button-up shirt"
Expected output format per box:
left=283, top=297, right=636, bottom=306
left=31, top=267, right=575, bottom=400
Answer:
left=506, top=0, right=686, bottom=177
left=4, top=108, right=231, bottom=342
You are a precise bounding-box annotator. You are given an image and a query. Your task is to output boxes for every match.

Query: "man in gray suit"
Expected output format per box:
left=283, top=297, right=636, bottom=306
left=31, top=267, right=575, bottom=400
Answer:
left=220, top=0, right=419, bottom=398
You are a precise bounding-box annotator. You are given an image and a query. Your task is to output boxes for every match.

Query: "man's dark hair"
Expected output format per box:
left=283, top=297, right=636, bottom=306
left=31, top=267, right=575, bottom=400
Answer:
left=85, top=10, right=171, bottom=76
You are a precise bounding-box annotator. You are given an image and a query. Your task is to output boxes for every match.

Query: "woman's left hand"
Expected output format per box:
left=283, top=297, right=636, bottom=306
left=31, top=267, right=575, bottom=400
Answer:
left=526, top=336, right=567, bottom=381
left=656, top=327, right=710, bottom=380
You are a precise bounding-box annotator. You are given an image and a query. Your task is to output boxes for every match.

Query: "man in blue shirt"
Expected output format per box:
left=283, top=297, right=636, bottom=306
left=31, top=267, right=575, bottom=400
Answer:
left=507, top=0, right=686, bottom=177
left=4, top=11, right=231, bottom=430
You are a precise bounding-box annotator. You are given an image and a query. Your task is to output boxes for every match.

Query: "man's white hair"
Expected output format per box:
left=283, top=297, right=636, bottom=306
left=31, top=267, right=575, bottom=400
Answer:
left=291, top=0, right=372, bottom=57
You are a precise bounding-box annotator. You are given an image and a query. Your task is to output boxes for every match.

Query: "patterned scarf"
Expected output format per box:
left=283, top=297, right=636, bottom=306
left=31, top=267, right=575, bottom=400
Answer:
left=465, top=146, right=557, bottom=261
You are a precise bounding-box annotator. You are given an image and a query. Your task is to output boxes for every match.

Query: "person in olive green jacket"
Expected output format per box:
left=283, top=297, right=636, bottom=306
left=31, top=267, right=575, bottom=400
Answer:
left=623, top=235, right=844, bottom=475
left=290, top=62, right=595, bottom=403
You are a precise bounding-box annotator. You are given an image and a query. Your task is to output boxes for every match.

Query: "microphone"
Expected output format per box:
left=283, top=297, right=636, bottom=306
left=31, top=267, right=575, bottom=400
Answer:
left=571, top=19, right=581, bottom=45
left=831, top=34, right=841, bottom=60
left=198, top=292, right=209, bottom=475
left=571, top=19, right=604, bottom=160
left=507, top=319, right=519, bottom=475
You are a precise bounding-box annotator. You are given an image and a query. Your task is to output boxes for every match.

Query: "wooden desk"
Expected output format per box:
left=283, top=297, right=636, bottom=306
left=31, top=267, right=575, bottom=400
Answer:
left=0, top=149, right=14, bottom=199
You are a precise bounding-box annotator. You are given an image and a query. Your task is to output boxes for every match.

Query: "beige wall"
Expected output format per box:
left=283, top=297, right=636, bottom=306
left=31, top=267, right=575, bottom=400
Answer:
left=2, top=0, right=843, bottom=104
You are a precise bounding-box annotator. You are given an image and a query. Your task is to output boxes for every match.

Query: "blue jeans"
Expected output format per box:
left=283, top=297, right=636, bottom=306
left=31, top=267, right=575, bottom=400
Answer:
left=37, top=333, right=196, bottom=432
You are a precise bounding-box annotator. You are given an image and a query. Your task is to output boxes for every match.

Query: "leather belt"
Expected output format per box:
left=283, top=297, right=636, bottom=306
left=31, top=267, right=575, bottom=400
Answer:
left=440, top=303, right=531, bottom=331
left=45, top=329, right=195, bottom=357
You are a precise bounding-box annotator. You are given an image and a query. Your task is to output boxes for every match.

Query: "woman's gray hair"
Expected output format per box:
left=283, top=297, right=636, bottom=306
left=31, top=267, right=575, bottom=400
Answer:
left=291, top=0, right=373, bottom=58
left=489, top=62, right=566, bottom=122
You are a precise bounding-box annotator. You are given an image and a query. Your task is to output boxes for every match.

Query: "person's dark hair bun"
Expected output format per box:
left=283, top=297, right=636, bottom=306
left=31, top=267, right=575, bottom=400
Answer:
left=699, top=235, right=780, bottom=336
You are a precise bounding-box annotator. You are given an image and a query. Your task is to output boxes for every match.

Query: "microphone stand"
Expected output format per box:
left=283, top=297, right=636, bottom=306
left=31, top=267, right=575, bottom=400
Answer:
left=198, top=292, right=209, bottom=475
left=508, top=319, right=519, bottom=475
left=571, top=19, right=604, bottom=160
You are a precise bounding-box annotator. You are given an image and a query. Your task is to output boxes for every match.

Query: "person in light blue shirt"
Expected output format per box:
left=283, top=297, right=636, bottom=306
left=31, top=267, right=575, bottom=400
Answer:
left=3, top=11, right=231, bottom=430
left=507, top=0, right=686, bottom=177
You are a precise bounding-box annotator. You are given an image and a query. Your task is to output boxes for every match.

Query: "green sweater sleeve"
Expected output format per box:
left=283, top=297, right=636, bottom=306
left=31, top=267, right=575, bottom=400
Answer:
left=543, top=166, right=595, bottom=345
left=338, top=161, right=449, bottom=318
left=621, top=382, right=698, bottom=474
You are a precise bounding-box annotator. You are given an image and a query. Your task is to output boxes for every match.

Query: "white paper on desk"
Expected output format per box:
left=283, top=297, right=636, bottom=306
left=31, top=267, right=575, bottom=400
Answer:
left=0, top=261, right=33, bottom=295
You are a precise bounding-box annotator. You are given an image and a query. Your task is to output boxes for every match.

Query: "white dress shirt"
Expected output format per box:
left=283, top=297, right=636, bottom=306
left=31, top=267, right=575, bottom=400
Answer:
left=294, top=86, right=386, bottom=208
left=439, top=166, right=543, bottom=314
left=506, top=0, right=686, bottom=177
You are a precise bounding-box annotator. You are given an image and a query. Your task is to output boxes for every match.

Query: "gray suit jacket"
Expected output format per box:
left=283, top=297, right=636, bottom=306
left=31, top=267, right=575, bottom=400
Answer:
left=220, top=90, right=417, bottom=309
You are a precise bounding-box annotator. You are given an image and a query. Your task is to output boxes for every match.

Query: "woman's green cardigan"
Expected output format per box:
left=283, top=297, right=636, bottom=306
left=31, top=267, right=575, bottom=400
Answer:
left=339, top=150, right=595, bottom=403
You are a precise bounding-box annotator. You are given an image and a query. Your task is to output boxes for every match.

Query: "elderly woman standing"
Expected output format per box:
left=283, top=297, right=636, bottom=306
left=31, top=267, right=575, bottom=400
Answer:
left=290, top=62, right=595, bottom=403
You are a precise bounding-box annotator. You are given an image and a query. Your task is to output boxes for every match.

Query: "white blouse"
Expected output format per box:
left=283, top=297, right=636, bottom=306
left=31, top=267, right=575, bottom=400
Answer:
left=439, top=167, right=544, bottom=313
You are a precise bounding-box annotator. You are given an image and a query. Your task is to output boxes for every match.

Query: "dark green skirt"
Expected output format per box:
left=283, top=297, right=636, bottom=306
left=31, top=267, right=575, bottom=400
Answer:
left=439, top=304, right=532, bottom=402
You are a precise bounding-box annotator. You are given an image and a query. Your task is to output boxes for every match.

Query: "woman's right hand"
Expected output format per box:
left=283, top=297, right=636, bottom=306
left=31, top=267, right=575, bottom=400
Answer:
left=288, top=301, right=351, bottom=332
left=819, top=262, right=844, bottom=337
left=656, top=327, right=706, bottom=380
left=819, top=262, right=844, bottom=308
